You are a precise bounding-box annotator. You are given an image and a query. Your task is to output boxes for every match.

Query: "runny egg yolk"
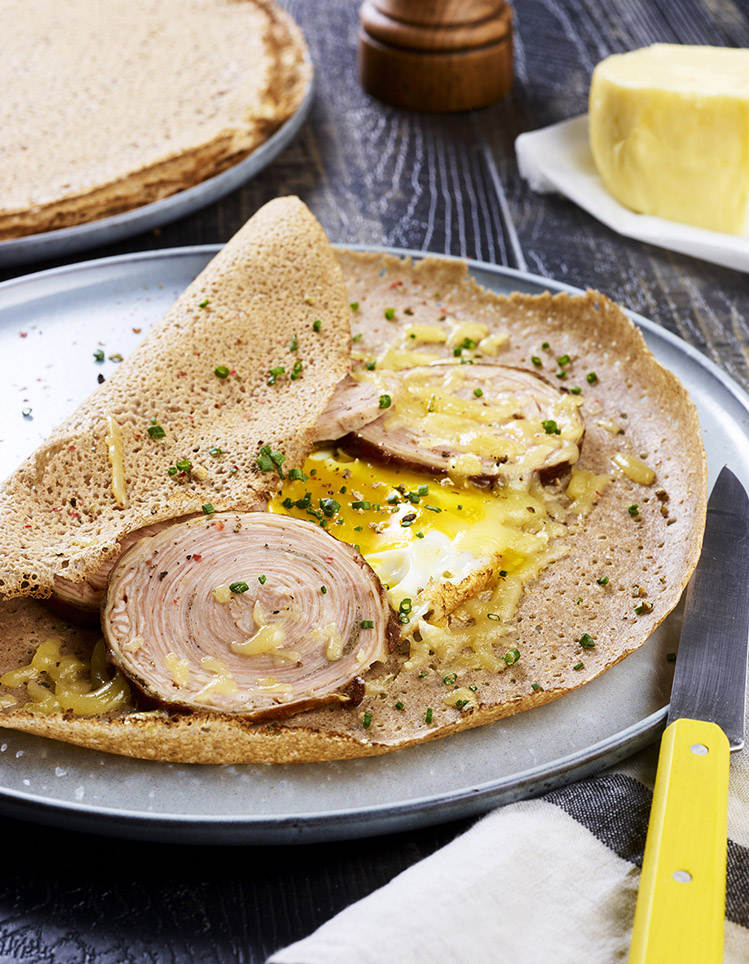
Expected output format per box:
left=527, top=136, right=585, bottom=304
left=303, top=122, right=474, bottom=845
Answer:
left=269, top=449, right=567, bottom=625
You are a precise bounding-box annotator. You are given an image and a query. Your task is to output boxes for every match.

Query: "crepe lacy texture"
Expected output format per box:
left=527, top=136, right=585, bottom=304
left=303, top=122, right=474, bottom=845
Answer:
left=103, top=513, right=398, bottom=719
left=0, top=250, right=707, bottom=764
left=0, top=0, right=310, bottom=238
left=0, top=197, right=351, bottom=599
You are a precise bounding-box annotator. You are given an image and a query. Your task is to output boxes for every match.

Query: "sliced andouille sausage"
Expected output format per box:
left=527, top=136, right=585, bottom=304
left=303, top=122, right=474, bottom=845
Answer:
left=53, top=503, right=268, bottom=615
left=102, top=513, right=398, bottom=719
left=313, top=375, right=383, bottom=442
left=53, top=519, right=191, bottom=615
left=351, top=364, right=585, bottom=480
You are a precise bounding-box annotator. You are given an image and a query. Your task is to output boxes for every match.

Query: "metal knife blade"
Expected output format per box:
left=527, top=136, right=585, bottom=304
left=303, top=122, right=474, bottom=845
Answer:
left=667, top=465, right=749, bottom=749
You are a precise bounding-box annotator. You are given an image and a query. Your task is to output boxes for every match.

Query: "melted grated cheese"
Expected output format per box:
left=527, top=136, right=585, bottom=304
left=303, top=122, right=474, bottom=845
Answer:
left=611, top=452, right=656, bottom=485
left=105, top=413, right=127, bottom=508
left=566, top=468, right=612, bottom=515
left=165, top=651, right=191, bottom=687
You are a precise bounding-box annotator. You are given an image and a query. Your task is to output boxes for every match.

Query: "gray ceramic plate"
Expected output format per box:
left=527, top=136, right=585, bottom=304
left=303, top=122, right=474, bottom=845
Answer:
left=0, top=82, right=313, bottom=270
left=0, top=246, right=747, bottom=845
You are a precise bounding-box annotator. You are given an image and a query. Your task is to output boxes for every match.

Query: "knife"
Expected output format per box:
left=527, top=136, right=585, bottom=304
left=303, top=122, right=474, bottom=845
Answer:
left=628, top=465, right=749, bottom=964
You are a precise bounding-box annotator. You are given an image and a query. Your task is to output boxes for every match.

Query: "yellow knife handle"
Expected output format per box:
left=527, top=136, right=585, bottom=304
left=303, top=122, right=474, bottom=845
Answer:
left=629, top=718, right=730, bottom=964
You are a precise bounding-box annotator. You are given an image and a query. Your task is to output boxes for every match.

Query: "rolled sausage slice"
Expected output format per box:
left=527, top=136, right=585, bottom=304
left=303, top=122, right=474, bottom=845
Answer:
left=53, top=519, right=193, bottom=614
left=352, top=364, right=585, bottom=480
left=313, top=375, right=382, bottom=442
left=103, top=513, right=398, bottom=719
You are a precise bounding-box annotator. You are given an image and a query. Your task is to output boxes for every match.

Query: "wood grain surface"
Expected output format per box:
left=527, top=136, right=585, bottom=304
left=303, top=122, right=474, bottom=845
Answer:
left=1, top=1, right=749, bottom=961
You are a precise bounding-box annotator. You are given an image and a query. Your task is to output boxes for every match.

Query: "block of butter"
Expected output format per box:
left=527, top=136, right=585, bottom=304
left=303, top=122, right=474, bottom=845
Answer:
left=589, top=44, right=749, bottom=235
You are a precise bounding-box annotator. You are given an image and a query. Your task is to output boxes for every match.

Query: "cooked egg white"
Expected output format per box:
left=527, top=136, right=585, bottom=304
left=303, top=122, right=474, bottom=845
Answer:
left=269, top=449, right=570, bottom=673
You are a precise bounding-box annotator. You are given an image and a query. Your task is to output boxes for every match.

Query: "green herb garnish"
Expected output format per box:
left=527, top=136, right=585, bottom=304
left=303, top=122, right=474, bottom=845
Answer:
left=230, top=581, right=249, bottom=594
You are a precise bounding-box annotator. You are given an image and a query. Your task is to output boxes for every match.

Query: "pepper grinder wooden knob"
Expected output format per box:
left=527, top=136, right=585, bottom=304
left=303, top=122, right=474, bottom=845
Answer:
left=359, top=0, right=513, bottom=112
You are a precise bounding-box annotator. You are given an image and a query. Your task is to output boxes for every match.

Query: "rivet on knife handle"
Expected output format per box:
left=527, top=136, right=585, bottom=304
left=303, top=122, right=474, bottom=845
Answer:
left=628, top=718, right=729, bottom=964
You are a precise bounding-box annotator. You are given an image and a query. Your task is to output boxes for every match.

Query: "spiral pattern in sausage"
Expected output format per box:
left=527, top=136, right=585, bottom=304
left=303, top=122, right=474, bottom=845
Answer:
left=103, top=513, right=398, bottom=719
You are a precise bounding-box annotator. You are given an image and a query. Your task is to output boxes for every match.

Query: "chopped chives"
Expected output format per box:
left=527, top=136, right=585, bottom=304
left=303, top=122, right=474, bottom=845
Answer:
left=230, top=581, right=249, bottom=594
left=93, top=349, right=105, bottom=362
left=147, top=425, right=166, bottom=439
left=378, top=394, right=392, bottom=409
left=425, top=708, right=433, bottom=724
left=443, top=673, right=457, bottom=685
left=587, top=372, right=598, bottom=384
left=384, top=307, right=395, bottom=320
left=198, top=298, right=210, bottom=308
left=504, top=648, right=520, bottom=665
left=573, top=662, right=584, bottom=671
left=201, top=504, right=215, bottom=515
left=361, top=620, right=374, bottom=629
left=214, top=365, right=230, bottom=379
left=362, top=711, right=372, bottom=728
left=258, top=575, right=267, bottom=585
left=596, top=575, right=609, bottom=585
left=312, top=319, right=322, bottom=332
left=473, top=388, right=484, bottom=397
left=579, top=633, right=595, bottom=648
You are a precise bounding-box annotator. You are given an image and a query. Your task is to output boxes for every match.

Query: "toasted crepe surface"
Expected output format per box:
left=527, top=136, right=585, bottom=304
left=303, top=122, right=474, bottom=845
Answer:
left=1, top=0, right=310, bottom=240
left=0, top=250, right=707, bottom=764
left=0, top=196, right=351, bottom=599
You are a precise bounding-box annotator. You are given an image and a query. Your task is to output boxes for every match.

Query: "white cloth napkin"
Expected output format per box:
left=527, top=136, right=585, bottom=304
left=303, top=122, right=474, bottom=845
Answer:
left=268, top=745, right=749, bottom=964
left=515, top=115, right=749, bottom=274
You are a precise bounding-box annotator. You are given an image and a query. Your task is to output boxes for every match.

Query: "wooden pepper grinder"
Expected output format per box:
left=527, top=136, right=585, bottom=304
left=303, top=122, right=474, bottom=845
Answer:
left=359, top=0, right=514, bottom=112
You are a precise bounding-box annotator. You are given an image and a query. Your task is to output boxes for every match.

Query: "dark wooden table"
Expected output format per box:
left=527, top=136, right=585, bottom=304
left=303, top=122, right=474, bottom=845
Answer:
left=2, top=1, right=749, bottom=960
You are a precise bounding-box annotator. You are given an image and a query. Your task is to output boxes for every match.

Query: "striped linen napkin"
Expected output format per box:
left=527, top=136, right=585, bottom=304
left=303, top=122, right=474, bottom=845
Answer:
left=268, top=745, right=749, bottom=964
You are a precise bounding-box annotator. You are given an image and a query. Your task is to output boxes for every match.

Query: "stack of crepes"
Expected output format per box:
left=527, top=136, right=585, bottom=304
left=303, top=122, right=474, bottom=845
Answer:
left=1, top=0, right=311, bottom=238
left=0, top=197, right=707, bottom=764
